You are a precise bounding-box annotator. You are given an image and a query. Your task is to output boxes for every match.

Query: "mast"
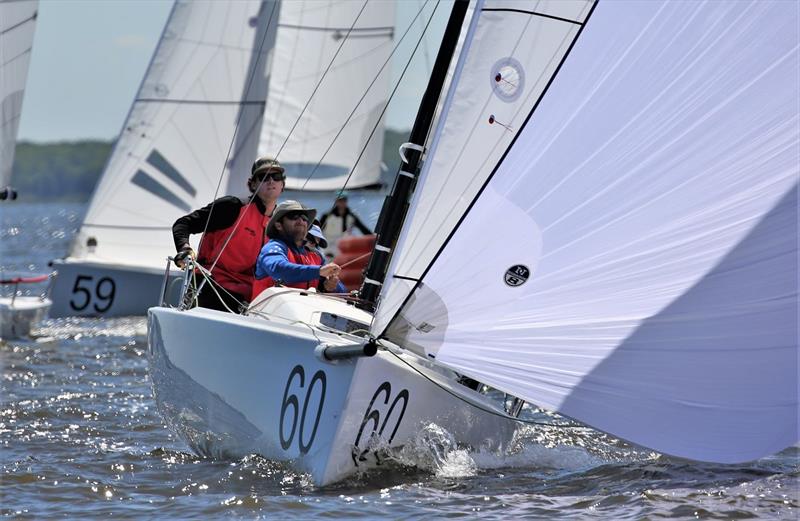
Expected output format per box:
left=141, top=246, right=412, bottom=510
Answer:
left=359, top=0, right=469, bottom=306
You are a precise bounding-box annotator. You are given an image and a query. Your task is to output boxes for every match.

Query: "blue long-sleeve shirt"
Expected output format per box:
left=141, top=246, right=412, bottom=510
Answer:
left=255, top=239, right=346, bottom=292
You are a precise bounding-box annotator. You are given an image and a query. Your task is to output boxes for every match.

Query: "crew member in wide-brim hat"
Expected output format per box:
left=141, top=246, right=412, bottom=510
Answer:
left=266, top=200, right=317, bottom=239
left=254, top=200, right=344, bottom=297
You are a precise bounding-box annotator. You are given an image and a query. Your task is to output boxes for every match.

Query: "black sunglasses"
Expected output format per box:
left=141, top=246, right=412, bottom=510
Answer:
left=254, top=171, right=285, bottom=182
left=284, top=211, right=309, bottom=222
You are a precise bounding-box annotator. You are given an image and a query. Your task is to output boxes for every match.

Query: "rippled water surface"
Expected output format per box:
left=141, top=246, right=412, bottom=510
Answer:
left=1, top=203, right=797, bottom=519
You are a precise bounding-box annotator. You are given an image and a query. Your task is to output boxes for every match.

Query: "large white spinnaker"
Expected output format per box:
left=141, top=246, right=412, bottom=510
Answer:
left=373, top=0, right=799, bottom=464
left=70, top=1, right=279, bottom=268
left=0, top=0, right=38, bottom=199
left=258, top=0, right=394, bottom=191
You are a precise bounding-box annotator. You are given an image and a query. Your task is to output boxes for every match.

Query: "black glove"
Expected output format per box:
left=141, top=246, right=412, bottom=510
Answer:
left=174, top=248, right=194, bottom=268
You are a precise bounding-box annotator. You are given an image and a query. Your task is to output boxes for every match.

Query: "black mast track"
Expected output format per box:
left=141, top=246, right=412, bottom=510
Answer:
left=358, top=0, right=470, bottom=308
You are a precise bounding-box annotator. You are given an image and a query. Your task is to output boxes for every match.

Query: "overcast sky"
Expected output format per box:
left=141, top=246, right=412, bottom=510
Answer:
left=18, top=0, right=447, bottom=143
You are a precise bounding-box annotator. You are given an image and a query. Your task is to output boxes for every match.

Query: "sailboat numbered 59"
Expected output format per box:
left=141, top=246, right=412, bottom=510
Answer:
left=148, top=0, right=798, bottom=487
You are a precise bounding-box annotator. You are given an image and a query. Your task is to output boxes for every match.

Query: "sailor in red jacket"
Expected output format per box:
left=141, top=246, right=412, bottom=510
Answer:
left=252, top=201, right=343, bottom=301
left=172, top=156, right=284, bottom=312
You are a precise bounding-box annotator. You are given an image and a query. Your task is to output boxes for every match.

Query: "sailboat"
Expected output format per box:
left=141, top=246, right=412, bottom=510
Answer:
left=48, top=0, right=396, bottom=318
left=148, top=0, right=798, bottom=487
left=0, top=0, right=52, bottom=339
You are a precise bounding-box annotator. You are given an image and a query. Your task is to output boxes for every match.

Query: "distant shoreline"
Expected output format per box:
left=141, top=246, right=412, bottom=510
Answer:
left=11, top=129, right=409, bottom=203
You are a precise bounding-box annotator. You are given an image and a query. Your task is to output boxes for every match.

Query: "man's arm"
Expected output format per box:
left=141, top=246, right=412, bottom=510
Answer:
left=255, top=241, right=321, bottom=283
left=172, top=196, right=243, bottom=251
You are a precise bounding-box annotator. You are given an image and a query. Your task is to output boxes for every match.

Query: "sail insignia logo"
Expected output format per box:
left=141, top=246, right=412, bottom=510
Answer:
left=504, top=265, right=530, bottom=287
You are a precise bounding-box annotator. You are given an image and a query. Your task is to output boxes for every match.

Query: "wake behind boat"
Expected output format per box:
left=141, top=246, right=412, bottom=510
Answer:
left=148, top=0, right=798, bottom=486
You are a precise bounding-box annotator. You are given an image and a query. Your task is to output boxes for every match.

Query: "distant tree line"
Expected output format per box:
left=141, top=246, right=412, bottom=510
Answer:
left=11, top=129, right=410, bottom=202
left=12, top=140, right=112, bottom=202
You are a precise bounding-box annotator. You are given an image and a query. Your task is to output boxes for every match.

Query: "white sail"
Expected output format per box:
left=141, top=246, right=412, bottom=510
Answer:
left=70, top=1, right=278, bottom=268
left=373, top=0, right=593, bottom=334
left=258, top=0, right=394, bottom=191
left=0, top=0, right=38, bottom=196
left=373, top=0, right=798, bottom=464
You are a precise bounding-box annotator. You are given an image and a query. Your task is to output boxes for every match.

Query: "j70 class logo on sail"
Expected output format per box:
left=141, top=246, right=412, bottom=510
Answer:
left=504, top=265, right=530, bottom=287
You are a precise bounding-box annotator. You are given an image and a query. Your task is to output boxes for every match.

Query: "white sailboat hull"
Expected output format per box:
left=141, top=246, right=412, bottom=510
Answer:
left=50, top=259, right=182, bottom=318
left=0, top=296, right=50, bottom=339
left=147, top=303, right=517, bottom=486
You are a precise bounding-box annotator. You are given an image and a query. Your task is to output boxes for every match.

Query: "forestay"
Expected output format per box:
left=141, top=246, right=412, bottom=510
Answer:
left=0, top=0, right=38, bottom=194
left=373, top=0, right=798, bottom=463
left=258, top=0, right=394, bottom=191
left=71, top=1, right=278, bottom=267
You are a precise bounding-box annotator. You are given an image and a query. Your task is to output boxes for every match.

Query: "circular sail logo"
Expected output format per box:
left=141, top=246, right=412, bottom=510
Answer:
left=490, top=57, right=525, bottom=103
left=504, top=265, right=530, bottom=287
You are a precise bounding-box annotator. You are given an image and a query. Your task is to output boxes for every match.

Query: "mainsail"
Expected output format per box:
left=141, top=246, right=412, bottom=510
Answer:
left=0, top=0, right=38, bottom=199
left=258, top=0, right=395, bottom=191
left=70, top=1, right=278, bottom=267
left=372, top=0, right=798, bottom=463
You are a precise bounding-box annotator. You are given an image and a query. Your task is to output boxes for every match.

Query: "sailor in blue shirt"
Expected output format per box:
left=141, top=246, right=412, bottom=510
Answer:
left=254, top=200, right=344, bottom=294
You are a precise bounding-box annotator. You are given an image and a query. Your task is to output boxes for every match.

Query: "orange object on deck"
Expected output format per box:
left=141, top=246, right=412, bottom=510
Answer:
left=333, top=234, right=375, bottom=291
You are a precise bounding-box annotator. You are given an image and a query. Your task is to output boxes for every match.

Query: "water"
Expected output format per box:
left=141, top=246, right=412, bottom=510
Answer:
left=1, top=203, right=797, bottom=519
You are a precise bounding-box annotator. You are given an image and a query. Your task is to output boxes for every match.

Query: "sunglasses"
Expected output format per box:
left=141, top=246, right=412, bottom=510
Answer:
left=284, top=211, right=309, bottom=223
left=254, top=171, right=285, bottom=182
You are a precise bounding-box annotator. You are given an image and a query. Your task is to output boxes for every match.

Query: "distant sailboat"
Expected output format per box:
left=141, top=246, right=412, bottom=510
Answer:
left=49, top=1, right=277, bottom=317
left=0, top=0, right=52, bottom=340
left=148, top=0, right=798, bottom=487
left=0, top=0, right=37, bottom=201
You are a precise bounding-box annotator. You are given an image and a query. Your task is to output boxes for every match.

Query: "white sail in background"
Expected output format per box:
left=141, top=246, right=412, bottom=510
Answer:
left=258, top=0, right=394, bottom=191
left=0, top=0, right=38, bottom=197
left=70, top=1, right=279, bottom=268
left=373, top=0, right=798, bottom=463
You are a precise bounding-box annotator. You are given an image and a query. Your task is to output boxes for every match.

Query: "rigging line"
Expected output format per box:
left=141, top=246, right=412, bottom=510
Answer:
left=330, top=0, right=443, bottom=197
left=198, top=0, right=280, bottom=281
left=482, top=7, right=584, bottom=26
left=204, top=1, right=370, bottom=279
left=376, top=0, right=599, bottom=339
left=298, top=0, right=438, bottom=191
left=277, top=23, right=394, bottom=34
left=80, top=223, right=172, bottom=230
left=272, top=0, right=372, bottom=163
left=384, top=349, right=588, bottom=429
left=134, top=99, right=266, bottom=106
left=269, top=0, right=372, bottom=167
left=0, top=11, right=36, bottom=36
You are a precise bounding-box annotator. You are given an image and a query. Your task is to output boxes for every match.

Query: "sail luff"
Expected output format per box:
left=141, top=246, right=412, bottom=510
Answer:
left=371, top=0, right=595, bottom=337
left=360, top=0, right=473, bottom=306
left=0, top=0, right=38, bottom=199
left=69, top=1, right=277, bottom=268
left=224, top=0, right=281, bottom=195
